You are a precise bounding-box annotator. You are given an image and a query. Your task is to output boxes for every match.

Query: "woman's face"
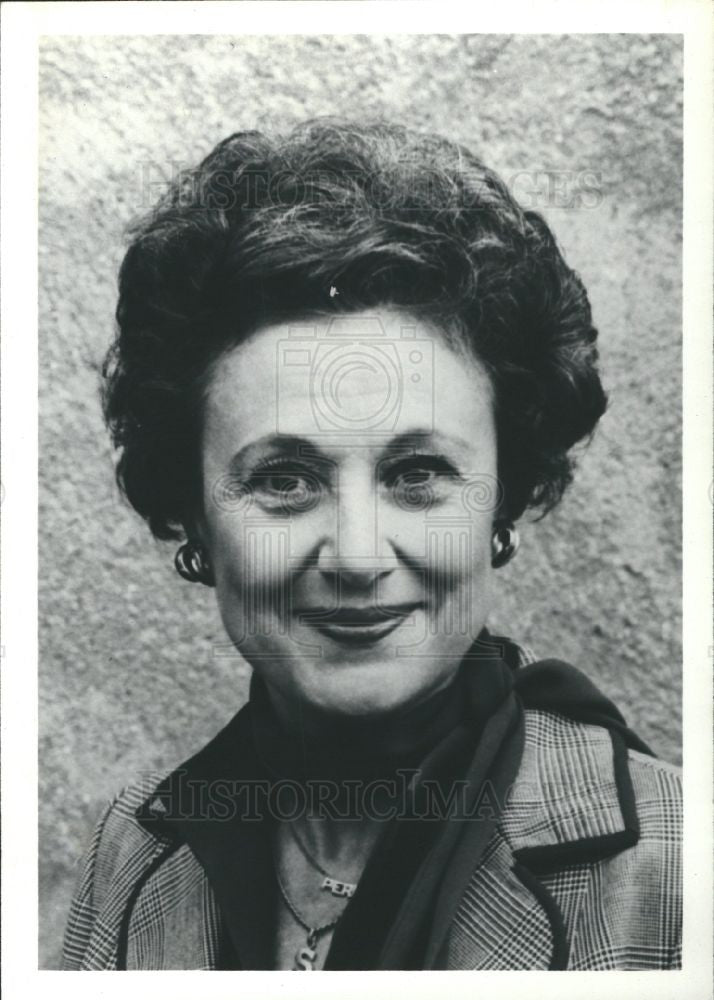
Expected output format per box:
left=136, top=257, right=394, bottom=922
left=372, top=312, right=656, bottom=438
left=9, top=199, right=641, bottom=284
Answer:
left=199, top=307, right=500, bottom=719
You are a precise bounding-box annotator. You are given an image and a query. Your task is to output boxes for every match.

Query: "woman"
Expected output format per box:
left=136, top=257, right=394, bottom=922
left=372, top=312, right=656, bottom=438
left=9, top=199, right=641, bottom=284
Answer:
left=62, top=119, right=682, bottom=971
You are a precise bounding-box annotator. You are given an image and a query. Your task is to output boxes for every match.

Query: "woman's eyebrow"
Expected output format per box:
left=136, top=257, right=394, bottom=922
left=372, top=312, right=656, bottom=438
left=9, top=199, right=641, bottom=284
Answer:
left=381, top=429, right=472, bottom=457
left=228, top=435, right=328, bottom=472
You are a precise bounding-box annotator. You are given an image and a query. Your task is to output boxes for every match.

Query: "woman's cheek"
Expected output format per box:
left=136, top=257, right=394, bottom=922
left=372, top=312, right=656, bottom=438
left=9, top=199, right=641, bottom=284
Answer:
left=212, top=517, right=286, bottom=591
left=422, top=511, right=492, bottom=585
left=209, top=521, right=282, bottom=649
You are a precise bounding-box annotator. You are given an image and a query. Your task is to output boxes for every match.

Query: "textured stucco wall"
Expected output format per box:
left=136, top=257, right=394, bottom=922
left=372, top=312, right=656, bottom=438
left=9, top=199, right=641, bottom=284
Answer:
left=39, top=34, right=682, bottom=968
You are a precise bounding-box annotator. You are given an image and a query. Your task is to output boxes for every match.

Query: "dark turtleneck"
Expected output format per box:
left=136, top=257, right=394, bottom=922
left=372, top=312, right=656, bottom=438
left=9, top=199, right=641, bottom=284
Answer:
left=249, top=630, right=523, bottom=790
left=251, top=664, right=470, bottom=788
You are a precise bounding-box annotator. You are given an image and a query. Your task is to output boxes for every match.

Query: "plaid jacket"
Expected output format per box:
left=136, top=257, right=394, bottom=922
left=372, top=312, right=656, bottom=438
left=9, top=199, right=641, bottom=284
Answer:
left=62, top=708, right=682, bottom=970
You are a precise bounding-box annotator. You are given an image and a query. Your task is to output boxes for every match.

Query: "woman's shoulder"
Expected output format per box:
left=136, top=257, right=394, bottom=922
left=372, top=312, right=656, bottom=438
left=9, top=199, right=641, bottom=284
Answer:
left=627, top=744, right=682, bottom=778
left=62, top=771, right=176, bottom=970
left=98, top=770, right=170, bottom=829
left=522, top=706, right=681, bottom=774
left=450, top=707, right=682, bottom=970
left=520, top=707, right=681, bottom=806
left=624, top=746, right=682, bottom=840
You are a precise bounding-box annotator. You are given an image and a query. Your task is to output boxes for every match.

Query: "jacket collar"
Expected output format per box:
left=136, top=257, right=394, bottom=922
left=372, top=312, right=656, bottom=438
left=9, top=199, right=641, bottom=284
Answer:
left=505, top=709, right=639, bottom=870
left=137, top=694, right=639, bottom=867
left=135, top=699, right=255, bottom=829
left=135, top=700, right=277, bottom=970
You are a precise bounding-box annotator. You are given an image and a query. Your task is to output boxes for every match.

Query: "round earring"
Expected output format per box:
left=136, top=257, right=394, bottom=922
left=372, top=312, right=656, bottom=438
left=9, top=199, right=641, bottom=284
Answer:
left=174, top=540, right=215, bottom=587
left=491, top=520, right=520, bottom=568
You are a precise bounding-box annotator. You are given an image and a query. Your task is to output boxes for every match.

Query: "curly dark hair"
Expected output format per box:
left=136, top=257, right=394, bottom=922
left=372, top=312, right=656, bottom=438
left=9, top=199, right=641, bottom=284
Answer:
left=102, top=118, right=607, bottom=541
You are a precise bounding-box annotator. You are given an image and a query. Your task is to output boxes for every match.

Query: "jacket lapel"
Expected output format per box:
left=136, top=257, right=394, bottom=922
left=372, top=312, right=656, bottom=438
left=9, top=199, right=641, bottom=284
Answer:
left=133, top=704, right=276, bottom=969
left=440, top=709, right=639, bottom=970
left=505, top=711, right=639, bottom=869
left=124, top=842, right=223, bottom=970
left=444, top=838, right=559, bottom=969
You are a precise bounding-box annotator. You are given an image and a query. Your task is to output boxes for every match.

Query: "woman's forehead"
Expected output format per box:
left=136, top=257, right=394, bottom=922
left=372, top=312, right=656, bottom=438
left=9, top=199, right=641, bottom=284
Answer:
left=202, top=308, right=495, bottom=458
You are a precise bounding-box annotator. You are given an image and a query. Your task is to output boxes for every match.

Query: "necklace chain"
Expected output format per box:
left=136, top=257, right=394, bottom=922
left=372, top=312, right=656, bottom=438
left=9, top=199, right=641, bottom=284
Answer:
left=271, top=845, right=343, bottom=970
left=285, top=821, right=358, bottom=898
left=272, top=857, right=341, bottom=939
left=287, top=821, right=336, bottom=879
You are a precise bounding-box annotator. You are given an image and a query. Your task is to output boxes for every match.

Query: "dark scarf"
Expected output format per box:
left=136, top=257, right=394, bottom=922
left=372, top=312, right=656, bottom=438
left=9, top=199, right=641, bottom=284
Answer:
left=139, top=631, right=651, bottom=970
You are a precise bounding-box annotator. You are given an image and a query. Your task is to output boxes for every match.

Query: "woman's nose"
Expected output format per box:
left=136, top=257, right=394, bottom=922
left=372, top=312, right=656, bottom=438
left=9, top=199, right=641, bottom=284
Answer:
left=317, top=475, right=397, bottom=587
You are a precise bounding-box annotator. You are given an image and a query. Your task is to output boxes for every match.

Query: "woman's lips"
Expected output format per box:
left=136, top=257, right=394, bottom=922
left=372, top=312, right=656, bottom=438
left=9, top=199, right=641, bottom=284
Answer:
left=295, top=604, right=421, bottom=646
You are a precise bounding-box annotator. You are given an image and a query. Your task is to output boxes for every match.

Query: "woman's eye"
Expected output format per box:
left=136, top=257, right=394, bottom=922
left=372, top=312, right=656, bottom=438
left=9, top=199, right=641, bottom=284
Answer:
left=250, top=465, right=323, bottom=513
left=385, top=458, right=459, bottom=510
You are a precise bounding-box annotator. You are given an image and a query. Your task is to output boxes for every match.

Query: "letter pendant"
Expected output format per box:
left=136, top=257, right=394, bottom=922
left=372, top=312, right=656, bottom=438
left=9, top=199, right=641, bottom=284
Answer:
left=294, top=944, right=317, bottom=971
left=321, top=876, right=356, bottom=898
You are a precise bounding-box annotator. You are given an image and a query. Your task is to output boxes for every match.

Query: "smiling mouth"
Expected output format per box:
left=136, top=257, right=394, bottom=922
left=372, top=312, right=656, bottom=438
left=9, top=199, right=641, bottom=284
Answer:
left=295, top=604, right=421, bottom=645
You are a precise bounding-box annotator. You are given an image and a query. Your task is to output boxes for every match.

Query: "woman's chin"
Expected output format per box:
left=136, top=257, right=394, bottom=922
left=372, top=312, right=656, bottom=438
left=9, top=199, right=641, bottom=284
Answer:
left=286, top=657, right=458, bottom=720
left=238, top=627, right=471, bottom=719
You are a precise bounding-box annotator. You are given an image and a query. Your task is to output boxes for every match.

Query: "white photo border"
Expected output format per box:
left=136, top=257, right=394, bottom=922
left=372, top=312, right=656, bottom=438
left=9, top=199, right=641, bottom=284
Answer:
left=2, top=2, right=711, bottom=998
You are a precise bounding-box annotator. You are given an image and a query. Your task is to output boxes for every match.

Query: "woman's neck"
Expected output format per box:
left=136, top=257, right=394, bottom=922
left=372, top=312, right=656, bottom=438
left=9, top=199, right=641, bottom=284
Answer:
left=250, top=668, right=468, bottom=785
